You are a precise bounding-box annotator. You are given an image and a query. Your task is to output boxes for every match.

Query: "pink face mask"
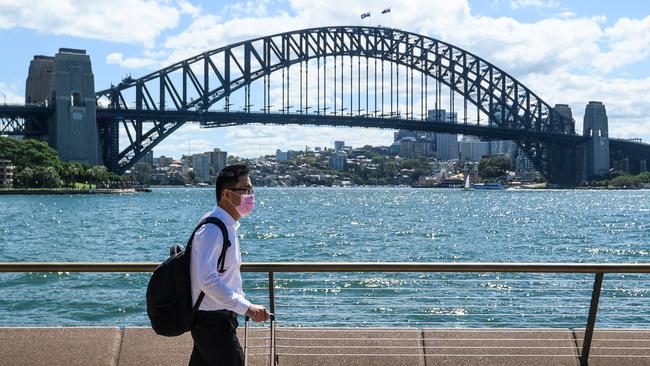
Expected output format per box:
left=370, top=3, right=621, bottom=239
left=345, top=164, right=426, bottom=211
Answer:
left=234, top=193, right=255, bottom=217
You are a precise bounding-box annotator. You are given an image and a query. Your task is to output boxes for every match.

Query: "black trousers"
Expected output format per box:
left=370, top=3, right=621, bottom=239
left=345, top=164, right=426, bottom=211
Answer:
left=189, top=310, right=244, bottom=366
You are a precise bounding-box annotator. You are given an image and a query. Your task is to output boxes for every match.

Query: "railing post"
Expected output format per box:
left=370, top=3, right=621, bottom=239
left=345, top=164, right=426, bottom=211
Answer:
left=268, top=271, right=275, bottom=315
left=581, top=272, right=604, bottom=366
left=268, top=271, right=276, bottom=366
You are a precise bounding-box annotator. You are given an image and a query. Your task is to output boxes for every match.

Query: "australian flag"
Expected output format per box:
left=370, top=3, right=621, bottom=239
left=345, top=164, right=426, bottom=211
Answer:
left=382, top=7, right=391, bottom=14
left=361, top=11, right=371, bottom=19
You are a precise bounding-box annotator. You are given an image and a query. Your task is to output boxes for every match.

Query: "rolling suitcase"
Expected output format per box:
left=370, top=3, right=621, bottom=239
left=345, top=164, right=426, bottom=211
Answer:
left=243, top=314, right=276, bottom=366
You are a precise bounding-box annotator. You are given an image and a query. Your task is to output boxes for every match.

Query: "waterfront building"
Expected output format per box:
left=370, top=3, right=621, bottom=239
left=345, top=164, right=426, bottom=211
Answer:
left=209, top=148, right=228, bottom=174
left=154, top=155, right=173, bottom=168
left=329, top=151, right=348, bottom=171
left=515, top=152, right=537, bottom=181
left=0, top=159, right=14, bottom=188
left=192, top=153, right=210, bottom=182
left=276, top=149, right=296, bottom=162
left=488, top=140, right=512, bottom=157
left=459, top=136, right=490, bottom=162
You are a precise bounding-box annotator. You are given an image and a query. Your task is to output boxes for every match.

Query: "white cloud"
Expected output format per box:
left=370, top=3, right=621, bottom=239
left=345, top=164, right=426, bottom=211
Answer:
left=106, top=52, right=157, bottom=69
left=592, top=15, right=650, bottom=73
left=0, top=0, right=181, bottom=47
left=178, top=0, right=201, bottom=17
left=509, top=0, right=560, bottom=10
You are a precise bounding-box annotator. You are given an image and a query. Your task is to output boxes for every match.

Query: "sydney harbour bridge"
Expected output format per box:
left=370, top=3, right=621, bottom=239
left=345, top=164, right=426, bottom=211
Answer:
left=1, top=26, right=649, bottom=186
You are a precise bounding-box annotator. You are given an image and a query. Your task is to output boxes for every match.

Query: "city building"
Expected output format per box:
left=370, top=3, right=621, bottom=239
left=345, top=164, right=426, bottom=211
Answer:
left=334, top=141, right=345, bottom=151
left=428, top=109, right=459, bottom=161
left=436, top=133, right=458, bottom=161
left=329, top=151, right=348, bottom=171
left=459, top=136, right=490, bottom=162
left=515, top=151, right=537, bottom=181
left=139, top=150, right=154, bottom=167
left=192, top=153, right=210, bottom=182
left=154, top=155, right=173, bottom=168
left=388, top=142, right=401, bottom=155
left=276, top=149, right=296, bottom=162
left=399, top=137, right=433, bottom=158
left=0, top=159, right=14, bottom=188
left=489, top=140, right=513, bottom=157
left=210, top=148, right=228, bottom=174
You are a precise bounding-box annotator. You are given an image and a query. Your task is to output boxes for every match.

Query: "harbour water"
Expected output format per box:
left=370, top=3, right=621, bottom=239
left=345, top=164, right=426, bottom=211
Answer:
left=1, top=187, right=649, bottom=328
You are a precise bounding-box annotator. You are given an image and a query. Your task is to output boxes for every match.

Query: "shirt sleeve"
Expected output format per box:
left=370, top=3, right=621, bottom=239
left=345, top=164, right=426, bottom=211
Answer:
left=191, top=224, right=251, bottom=315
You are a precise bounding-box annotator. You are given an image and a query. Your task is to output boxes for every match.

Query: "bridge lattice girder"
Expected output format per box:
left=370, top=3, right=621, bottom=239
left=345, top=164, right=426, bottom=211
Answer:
left=0, top=105, right=51, bottom=136
left=96, top=26, right=576, bottom=182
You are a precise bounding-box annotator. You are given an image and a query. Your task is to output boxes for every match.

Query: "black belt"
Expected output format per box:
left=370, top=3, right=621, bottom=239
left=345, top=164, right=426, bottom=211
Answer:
left=197, top=309, right=238, bottom=318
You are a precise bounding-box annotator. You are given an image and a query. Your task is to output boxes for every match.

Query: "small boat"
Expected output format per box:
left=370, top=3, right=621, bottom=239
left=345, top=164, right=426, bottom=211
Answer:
left=472, top=182, right=505, bottom=190
left=463, top=174, right=473, bottom=191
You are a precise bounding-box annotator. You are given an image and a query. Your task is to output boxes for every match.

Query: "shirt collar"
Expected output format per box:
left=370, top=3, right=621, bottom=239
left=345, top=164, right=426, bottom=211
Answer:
left=212, top=204, right=240, bottom=230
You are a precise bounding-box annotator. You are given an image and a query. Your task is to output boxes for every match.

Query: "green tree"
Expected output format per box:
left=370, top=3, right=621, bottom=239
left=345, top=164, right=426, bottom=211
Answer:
left=131, top=162, right=153, bottom=185
left=638, top=172, right=650, bottom=183
left=610, top=175, right=641, bottom=188
left=14, top=167, right=34, bottom=188
left=0, top=137, right=61, bottom=172
left=185, top=170, right=199, bottom=185
left=478, top=155, right=511, bottom=179
left=32, top=167, right=63, bottom=188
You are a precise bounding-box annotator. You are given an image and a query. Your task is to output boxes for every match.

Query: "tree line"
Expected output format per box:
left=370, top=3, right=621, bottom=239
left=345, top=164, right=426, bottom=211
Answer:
left=0, top=136, right=126, bottom=188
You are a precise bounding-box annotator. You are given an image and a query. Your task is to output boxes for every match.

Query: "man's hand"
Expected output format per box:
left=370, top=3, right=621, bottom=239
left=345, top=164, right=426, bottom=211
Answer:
left=245, top=304, right=270, bottom=322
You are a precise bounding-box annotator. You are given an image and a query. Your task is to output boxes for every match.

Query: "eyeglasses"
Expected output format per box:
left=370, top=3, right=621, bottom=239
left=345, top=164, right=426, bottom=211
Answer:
left=229, top=188, right=254, bottom=195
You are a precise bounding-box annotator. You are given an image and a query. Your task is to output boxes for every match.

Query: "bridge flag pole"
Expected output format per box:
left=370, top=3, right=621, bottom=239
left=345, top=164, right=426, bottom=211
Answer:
left=382, top=7, right=391, bottom=28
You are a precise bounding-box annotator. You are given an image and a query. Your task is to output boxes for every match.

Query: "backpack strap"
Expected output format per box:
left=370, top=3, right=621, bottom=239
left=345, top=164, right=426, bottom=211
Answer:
left=202, top=217, right=232, bottom=274
left=189, top=216, right=232, bottom=313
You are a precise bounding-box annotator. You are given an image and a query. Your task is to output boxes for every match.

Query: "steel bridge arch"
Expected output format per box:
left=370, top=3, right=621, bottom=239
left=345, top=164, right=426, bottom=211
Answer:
left=96, top=26, right=576, bottom=181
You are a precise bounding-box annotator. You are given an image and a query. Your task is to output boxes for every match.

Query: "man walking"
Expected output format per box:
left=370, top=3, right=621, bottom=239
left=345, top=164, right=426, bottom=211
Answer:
left=189, top=164, right=270, bottom=365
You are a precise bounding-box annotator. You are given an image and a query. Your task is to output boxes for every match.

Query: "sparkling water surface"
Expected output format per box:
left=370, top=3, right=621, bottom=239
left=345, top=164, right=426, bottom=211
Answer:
left=1, top=188, right=649, bottom=328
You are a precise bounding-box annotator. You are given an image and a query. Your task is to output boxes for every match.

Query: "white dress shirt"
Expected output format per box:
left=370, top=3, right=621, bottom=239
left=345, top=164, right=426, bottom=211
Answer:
left=190, top=205, right=251, bottom=315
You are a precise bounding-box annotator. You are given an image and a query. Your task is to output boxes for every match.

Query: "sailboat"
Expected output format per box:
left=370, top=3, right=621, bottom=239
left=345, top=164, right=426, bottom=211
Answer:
left=463, top=173, right=473, bottom=191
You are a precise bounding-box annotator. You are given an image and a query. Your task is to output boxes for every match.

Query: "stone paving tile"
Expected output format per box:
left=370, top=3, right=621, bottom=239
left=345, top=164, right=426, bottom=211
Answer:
left=0, top=327, right=121, bottom=366
left=245, top=327, right=424, bottom=366
left=422, top=328, right=579, bottom=366
left=573, top=329, right=650, bottom=366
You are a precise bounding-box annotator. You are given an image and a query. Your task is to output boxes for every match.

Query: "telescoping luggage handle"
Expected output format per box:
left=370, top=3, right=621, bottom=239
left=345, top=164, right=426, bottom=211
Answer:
left=244, top=314, right=276, bottom=366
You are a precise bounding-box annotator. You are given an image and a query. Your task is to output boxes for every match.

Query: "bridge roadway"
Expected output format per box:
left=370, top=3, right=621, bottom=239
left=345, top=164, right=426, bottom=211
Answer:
left=0, top=326, right=646, bottom=365
left=95, top=108, right=588, bottom=143
left=3, top=104, right=650, bottom=164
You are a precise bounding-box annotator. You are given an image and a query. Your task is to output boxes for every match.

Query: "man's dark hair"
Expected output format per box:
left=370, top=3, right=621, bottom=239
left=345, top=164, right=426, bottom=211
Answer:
left=215, top=164, right=250, bottom=202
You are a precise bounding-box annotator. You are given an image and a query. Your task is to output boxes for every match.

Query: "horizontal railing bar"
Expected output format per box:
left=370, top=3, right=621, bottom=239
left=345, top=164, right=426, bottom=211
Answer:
left=271, top=279, right=599, bottom=282
left=251, top=287, right=603, bottom=291
left=272, top=304, right=592, bottom=308
left=271, top=295, right=592, bottom=299
left=1, top=262, right=650, bottom=273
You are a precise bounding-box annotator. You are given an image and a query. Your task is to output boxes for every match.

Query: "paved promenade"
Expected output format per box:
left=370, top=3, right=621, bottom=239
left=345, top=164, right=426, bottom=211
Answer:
left=0, top=327, right=648, bottom=365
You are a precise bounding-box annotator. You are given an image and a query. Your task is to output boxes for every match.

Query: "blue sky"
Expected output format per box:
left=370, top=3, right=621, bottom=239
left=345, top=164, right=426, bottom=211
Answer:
left=1, top=0, right=649, bottom=159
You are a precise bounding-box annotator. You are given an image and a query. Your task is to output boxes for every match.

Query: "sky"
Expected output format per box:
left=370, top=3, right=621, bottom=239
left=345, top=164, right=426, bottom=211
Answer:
left=1, top=0, right=649, bottom=159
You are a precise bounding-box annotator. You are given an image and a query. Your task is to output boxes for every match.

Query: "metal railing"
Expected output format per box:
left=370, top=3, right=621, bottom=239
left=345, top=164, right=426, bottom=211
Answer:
left=1, top=261, right=649, bottom=366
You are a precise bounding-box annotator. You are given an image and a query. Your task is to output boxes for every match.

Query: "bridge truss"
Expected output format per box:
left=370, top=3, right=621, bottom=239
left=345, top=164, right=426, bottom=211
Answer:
left=96, top=26, right=580, bottom=183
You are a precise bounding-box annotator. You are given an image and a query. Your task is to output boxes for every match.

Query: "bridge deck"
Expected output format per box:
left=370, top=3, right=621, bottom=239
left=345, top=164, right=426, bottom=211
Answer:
left=1, top=326, right=647, bottom=365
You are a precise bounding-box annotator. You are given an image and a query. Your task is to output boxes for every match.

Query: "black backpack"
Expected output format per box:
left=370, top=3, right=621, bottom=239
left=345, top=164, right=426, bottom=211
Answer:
left=146, top=216, right=231, bottom=336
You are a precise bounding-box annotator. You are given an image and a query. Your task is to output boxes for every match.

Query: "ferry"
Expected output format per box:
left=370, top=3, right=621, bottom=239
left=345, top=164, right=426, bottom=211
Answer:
left=472, top=182, right=505, bottom=190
